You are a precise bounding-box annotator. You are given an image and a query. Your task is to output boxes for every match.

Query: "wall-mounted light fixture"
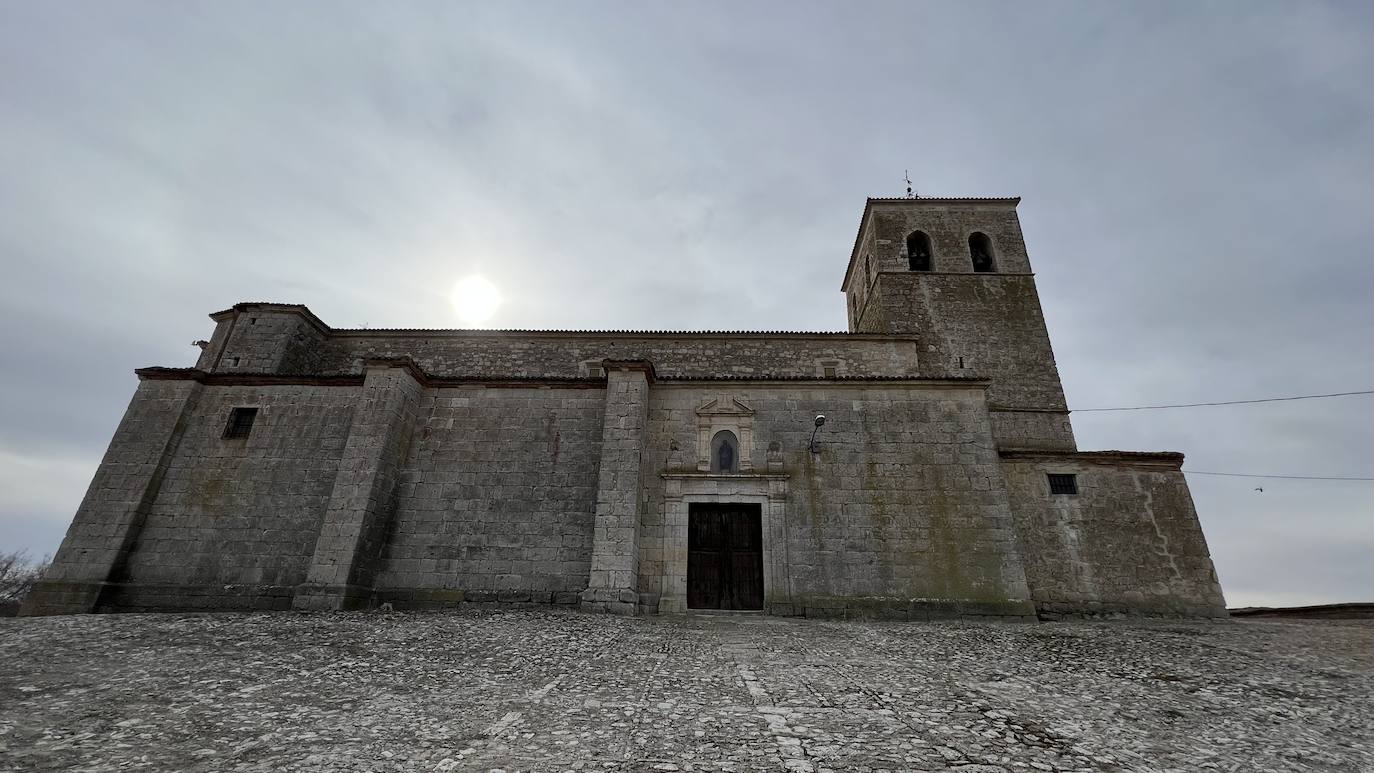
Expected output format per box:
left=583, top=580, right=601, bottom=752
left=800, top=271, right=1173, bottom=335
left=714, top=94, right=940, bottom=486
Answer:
left=808, top=414, right=826, bottom=454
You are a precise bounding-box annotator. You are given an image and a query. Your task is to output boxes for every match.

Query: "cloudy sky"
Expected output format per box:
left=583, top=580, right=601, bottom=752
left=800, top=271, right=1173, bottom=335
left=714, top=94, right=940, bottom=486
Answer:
left=2, top=2, right=1371, bottom=608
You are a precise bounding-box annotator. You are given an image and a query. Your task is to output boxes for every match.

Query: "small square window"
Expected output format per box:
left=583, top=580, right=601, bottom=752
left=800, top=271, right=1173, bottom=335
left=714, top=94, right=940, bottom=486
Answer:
left=823, top=366, right=837, bottom=378
left=587, top=366, right=604, bottom=379
left=1047, top=473, right=1078, bottom=495
left=224, top=407, right=258, bottom=439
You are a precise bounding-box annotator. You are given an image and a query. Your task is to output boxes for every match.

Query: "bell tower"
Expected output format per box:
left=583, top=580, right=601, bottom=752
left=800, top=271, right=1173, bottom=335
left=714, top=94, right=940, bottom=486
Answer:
left=841, top=196, right=1075, bottom=450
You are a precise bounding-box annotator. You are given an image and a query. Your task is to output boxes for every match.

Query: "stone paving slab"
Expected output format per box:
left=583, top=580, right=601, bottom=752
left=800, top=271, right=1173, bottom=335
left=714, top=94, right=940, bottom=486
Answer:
left=0, top=609, right=1370, bottom=772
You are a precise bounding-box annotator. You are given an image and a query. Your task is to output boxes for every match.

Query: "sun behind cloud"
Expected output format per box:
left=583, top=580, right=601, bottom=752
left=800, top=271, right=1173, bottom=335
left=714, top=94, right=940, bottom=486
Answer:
left=449, top=275, right=502, bottom=326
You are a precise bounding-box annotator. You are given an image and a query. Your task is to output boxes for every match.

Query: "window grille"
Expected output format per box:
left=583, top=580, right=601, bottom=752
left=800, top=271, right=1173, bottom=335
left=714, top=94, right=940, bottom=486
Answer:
left=224, top=407, right=258, bottom=439
left=1047, top=473, right=1078, bottom=495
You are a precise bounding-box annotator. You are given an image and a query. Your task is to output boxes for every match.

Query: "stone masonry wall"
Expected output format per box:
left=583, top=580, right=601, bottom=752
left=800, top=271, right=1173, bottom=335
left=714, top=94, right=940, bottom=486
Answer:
left=109, top=384, right=357, bottom=611
left=639, top=383, right=1036, bottom=619
left=1001, top=454, right=1228, bottom=618
left=865, top=203, right=1031, bottom=276
left=198, top=308, right=328, bottom=375
left=861, top=273, right=1076, bottom=451
left=22, top=378, right=203, bottom=615
left=371, top=386, right=605, bottom=606
left=988, top=410, right=1076, bottom=452
left=197, top=306, right=926, bottom=382
left=843, top=201, right=1030, bottom=331
left=842, top=200, right=1074, bottom=451
left=312, top=333, right=920, bottom=380
left=863, top=274, right=1067, bottom=410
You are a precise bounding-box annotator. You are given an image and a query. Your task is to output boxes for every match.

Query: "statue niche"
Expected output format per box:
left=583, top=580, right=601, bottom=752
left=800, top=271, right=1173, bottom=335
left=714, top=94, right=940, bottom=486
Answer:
left=695, top=397, right=754, bottom=473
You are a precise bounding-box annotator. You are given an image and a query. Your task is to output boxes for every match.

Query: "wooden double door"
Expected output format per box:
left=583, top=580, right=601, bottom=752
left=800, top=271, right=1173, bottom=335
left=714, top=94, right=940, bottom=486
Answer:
left=687, top=503, right=764, bottom=610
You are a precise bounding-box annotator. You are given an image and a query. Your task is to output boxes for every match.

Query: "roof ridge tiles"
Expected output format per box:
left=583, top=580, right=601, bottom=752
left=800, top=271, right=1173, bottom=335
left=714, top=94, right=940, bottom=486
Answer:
left=331, top=328, right=862, bottom=335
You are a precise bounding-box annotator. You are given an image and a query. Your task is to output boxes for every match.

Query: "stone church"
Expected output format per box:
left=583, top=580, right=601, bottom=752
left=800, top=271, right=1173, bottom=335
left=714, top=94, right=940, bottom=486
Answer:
left=24, top=196, right=1228, bottom=619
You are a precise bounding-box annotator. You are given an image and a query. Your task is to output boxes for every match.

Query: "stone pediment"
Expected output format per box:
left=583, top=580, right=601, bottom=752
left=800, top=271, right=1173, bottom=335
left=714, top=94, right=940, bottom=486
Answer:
left=696, top=397, right=754, bottom=417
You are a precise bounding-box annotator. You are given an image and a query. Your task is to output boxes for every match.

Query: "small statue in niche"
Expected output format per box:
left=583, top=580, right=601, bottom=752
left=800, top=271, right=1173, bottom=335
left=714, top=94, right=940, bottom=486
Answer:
left=710, top=430, right=740, bottom=473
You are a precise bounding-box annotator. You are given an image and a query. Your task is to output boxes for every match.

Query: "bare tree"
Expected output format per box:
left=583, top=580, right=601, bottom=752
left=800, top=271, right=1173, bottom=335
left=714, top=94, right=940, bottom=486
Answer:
left=0, top=551, right=50, bottom=616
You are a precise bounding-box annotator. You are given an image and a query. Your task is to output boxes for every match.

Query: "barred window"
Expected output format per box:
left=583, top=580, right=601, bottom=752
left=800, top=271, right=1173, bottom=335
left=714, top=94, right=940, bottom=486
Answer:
left=224, top=407, right=258, bottom=439
left=1047, top=473, right=1078, bottom=495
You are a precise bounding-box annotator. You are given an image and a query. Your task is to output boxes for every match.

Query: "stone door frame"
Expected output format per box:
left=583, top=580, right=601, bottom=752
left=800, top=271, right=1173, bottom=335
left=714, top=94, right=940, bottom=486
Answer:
left=658, top=472, right=789, bottom=614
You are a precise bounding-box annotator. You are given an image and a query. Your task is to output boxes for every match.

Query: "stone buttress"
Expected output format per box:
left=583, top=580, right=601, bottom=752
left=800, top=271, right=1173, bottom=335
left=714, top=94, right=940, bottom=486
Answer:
left=579, top=361, right=653, bottom=615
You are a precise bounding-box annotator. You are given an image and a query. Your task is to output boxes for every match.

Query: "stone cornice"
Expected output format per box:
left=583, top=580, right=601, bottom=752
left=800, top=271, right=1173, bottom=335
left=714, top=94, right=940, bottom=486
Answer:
left=133, top=367, right=606, bottom=390
left=601, top=359, right=657, bottom=382
left=659, top=472, right=790, bottom=481
left=998, top=449, right=1185, bottom=470
left=655, top=376, right=989, bottom=389
left=134, top=366, right=983, bottom=391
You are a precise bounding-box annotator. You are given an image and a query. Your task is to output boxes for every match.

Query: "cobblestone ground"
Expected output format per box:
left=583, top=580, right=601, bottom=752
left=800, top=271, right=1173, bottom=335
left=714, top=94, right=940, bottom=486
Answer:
left=0, top=610, right=1371, bottom=772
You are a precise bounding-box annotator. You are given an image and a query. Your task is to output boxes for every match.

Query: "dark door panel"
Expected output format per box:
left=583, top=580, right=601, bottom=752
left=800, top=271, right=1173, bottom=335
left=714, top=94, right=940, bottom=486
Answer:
left=687, top=503, right=763, bottom=610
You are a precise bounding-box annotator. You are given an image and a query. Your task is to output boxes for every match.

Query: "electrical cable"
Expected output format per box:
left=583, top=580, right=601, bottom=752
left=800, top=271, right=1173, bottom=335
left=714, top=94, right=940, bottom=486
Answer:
left=1184, top=470, right=1374, bottom=482
left=1067, top=389, right=1374, bottom=480
left=1073, top=389, right=1374, bottom=412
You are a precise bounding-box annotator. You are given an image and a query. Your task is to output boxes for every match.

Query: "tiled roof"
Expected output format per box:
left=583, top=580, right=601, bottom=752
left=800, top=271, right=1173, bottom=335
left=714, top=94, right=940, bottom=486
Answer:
left=656, top=374, right=983, bottom=383
left=865, top=196, right=1021, bottom=203
left=214, top=302, right=905, bottom=337
left=210, top=302, right=310, bottom=317
left=333, top=328, right=866, bottom=336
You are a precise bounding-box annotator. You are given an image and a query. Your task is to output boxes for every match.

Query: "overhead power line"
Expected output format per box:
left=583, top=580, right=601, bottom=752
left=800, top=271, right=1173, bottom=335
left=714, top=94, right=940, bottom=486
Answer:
left=1074, top=389, right=1374, bottom=412
left=1185, top=470, right=1374, bottom=482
